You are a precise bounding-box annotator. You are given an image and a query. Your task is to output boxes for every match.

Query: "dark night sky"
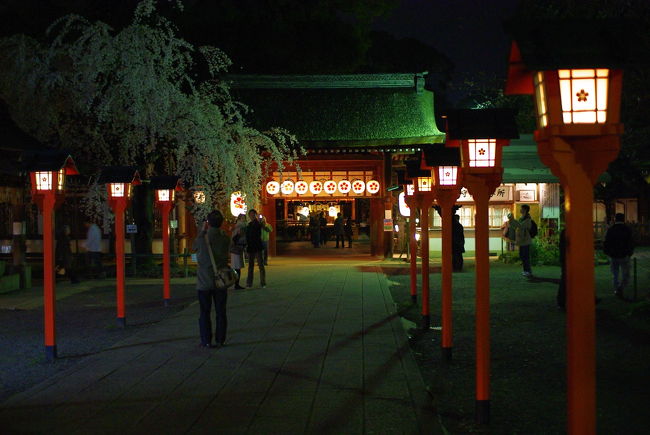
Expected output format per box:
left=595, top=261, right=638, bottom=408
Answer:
left=374, top=0, right=520, bottom=79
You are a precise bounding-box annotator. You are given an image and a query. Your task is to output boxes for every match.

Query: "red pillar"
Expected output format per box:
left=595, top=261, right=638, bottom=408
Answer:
left=114, top=200, right=127, bottom=327
left=438, top=191, right=456, bottom=361
left=466, top=178, right=495, bottom=424
left=161, top=202, right=172, bottom=305
left=42, top=192, right=57, bottom=361
left=420, top=199, right=432, bottom=329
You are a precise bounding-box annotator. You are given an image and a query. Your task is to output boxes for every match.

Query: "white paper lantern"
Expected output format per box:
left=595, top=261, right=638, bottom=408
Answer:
left=295, top=180, right=308, bottom=195
left=309, top=180, right=323, bottom=195
left=398, top=192, right=410, bottom=217
left=323, top=180, right=337, bottom=195
left=366, top=180, right=380, bottom=194
left=230, top=191, right=247, bottom=217
left=266, top=180, right=280, bottom=195
left=281, top=180, right=294, bottom=195
left=351, top=179, right=365, bottom=194
left=337, top=179, right=351, bottom=194
left=328, top=205, right=339, bottom=217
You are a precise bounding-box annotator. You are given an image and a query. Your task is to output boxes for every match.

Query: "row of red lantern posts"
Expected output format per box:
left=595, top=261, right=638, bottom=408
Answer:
left=398, top=108, right=518, bottom=426
left=25, top=160, right=183, bottom=361
left=400, top=20, right=628, bottom=433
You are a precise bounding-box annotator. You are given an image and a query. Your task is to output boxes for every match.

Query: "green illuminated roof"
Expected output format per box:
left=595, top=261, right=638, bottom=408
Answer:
left=502, top=134, right=558, bottom=183
left=228, top=74, right=445, bottom=148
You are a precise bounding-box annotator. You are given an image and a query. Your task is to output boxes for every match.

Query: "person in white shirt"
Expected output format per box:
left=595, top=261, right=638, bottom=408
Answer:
left=84, top=220, right=104, bottom=278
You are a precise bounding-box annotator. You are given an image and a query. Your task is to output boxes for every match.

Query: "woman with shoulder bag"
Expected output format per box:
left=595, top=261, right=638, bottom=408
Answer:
left=230, top=213, right=247, bottom=290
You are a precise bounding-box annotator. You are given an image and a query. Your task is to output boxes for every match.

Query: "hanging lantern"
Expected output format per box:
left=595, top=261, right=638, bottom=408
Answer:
left=398, top=192, right=410, bottom=217
left=323, top=180, right=337, bottom=195
left=193, top=190, right=206, bottom=204
left=266, top=180, right=280, bottom=195
left=230, top=191, right=247, bottom=217
left=298, top=206, right=310, bottom=218
left=351, top=179, right=365, bottom=194
left=338, top=179, right=351, bottom=194
left=328, top=205, right=339, bottom=217
left=295, top=180, right=309, bottom=195
left=309, top=180, right=323, bottom=195
left=366, top=180, right=380, bottom=194
left=416, top=176, right=433, bottom=192
left=281, top=179, right=295, bottom=195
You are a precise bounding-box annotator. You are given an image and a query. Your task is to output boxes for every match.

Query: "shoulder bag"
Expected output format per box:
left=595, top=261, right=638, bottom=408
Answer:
left=205, top=233, right=238, bottom=289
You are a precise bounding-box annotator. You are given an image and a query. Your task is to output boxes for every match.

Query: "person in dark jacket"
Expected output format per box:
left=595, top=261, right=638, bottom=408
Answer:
left=319, top=211, right=328, bottom=246
left=192, top=210, right=231, bottom=348
left=245, top=209, right=266, bottom=288
left=603, top=213, right=635, bottom=298
left=452, top=214, right=465, bottom=272
left=344, top=217, right=353, bottom=248
left=334, top=212, right=345, bottom=248
left=309, top=214, right=320, bottom=248
left=55, top=224, right=80, bottom=284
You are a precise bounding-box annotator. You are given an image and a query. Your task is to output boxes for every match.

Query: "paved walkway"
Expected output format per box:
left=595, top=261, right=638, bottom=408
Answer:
left=0, top=252, right=441, bottom=434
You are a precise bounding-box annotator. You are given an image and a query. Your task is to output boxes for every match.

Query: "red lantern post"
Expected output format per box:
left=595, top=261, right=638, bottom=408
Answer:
left=25, top=151, right=78, bottom=361
left=406, top=159, right=437, bottom=329
left=505, top=21, right=628, bottom=434
left=151, top=176, right=182, bottom=306
left=99, top=167, right=140, bottom=327
left=422, top=144, right=462, bottom=361
left=446, top=109, right=518, bottom=423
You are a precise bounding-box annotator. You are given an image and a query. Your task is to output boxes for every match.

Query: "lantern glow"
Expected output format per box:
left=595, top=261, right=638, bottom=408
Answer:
left=35, top=171, right=54, bottom=191
left=309, top=180, right=323, bottom=195
left=193, top=191, right=206, bottom=204
left=281, top=180, right=295, bottom=195
left=266, top=181, right=280, bottom=195
left=156, top=189, right=174, bottom=203
left=366, top=180, right=380, bottom=194
left=351, top=179, right=365, bottom=194
left=230, top=192, right=247, bottom=217
left=337, top=179, right=351, bottom=194
left=295, top=180, right=308, bottom=195
left=533, top=72, right=549, bottom=127
left=558, top=69, right=609, bottom=124
left=438, top=166, right=459, bottom=186
left=328, top=205, right=339, bottom=217
left=398, top=192, right=410, bottom=217
left=406, top=184, right=415, bottom=196
left=323, top=180, right=337, bottom=195
left=109, top=183, right=127, bottom=198
left=417, top=176, right=433, bottom=192
left=467, top=139, right=496, bottom=167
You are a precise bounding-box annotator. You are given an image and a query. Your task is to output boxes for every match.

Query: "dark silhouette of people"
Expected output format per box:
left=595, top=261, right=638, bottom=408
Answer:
left=603, top=213, right=635, bottom=298
left=55, top=224, right=80, bottom=284
left=319, top=211, right=328, bottom=246
left=309, top=214, right=320, bottom=247
left=452, top=214, right=465, bottom=272
left=245, top=209, right=266, bottom=288
left=344, top=217, right=353, bottom=248
left=334, top=212, right=345, bottom=248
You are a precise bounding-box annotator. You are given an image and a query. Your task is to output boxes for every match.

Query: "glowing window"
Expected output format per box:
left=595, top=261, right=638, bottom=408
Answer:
left=438, top=166, right=458, bottom=186
left=533, top=72, right=548, bottom=128
left=559, top=69, right=608, bottom=124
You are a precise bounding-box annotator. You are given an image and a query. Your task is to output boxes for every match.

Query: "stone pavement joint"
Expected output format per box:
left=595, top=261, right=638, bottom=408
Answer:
left=0, top=253, right=443, bottom=434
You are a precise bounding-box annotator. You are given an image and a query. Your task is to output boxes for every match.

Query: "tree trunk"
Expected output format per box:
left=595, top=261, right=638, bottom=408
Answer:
left=132, top=183, right=154, bottom=267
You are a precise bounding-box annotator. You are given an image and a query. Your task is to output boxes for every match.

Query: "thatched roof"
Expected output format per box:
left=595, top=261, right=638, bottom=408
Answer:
left=228, top=73, right=445, bottom=148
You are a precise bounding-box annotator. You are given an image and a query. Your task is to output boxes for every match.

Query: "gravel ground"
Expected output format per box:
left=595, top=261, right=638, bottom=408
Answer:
left=388, top=255, right=650, bottom=434
left=0, top=281, right=196, bottom=402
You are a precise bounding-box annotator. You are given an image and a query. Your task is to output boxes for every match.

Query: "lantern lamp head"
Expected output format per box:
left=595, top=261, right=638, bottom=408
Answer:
left=98, top=167, right=141, bottom=201
left=24, top=151, right=78, bottom=196
left=504, top=20, right=632, bottom=132
left=150, top=175, right=181, bottom=205
left=445, top=109, right=518, bottom=172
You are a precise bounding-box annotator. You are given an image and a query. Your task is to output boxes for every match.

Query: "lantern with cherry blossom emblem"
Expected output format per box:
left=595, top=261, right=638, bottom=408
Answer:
left=351, top=179, right=365, bottom=194
left=366, top=180, right=380, bottom=195
left=280, top=179, right=294, bottom=195
left=323, top=180, right=337, bottom=195
left=337, top=179, right=351, bottom=194
left=309, top=180, right=323, bottom=195
left=266, top=180, right=280, bottom=195
left=295, top=180, right=309, bottom=195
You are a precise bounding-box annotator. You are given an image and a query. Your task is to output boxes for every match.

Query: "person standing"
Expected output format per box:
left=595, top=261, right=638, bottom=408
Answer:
left=452, top=214, right=465, bottom=272
left=84, top=219, right=104, bottom=278
left=245, top=209, right=266, bottom=288
left=55, top=224, right=80, bottom=284
left=344, top=217, right=353, bottom=248
left=309, top=214, right=320, bottom=248
left=192, top=210, right=231, bottom=348
left=319, top=211, right=328, bottom=246
left=508, top=204, right=533, bottom=278
left=260, top=216, right=273, bottom=265
left=230, top=214, right=247, bottom=290
left=603, top=213, right=635, bottom=299
left=334, top=212, right=345, bottom=248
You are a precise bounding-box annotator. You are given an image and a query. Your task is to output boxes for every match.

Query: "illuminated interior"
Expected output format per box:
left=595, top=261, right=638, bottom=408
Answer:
left=35, top=171, right=53, bottom=191
left=467, top=139, right=496, bottom=167
left=559, top=69, right=608, bottom=124
left=437, top=166, right=458, bottom=186
left=533, top=72, right=549, bottom=128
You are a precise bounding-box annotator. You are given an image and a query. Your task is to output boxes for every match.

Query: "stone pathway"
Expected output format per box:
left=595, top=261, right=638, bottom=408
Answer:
left=0, top=254, right=441, bottom=434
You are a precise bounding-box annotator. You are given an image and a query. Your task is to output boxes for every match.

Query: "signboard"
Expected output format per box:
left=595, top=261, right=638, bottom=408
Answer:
left=457, top=185, right=514, bottom=202
left=126, top=224, right=138, bottom=234
left=383, top=218, right=393, bottom=231
left=518, top=190, right=536, bottom=202
left=170, top=220, right=178, bottom=229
